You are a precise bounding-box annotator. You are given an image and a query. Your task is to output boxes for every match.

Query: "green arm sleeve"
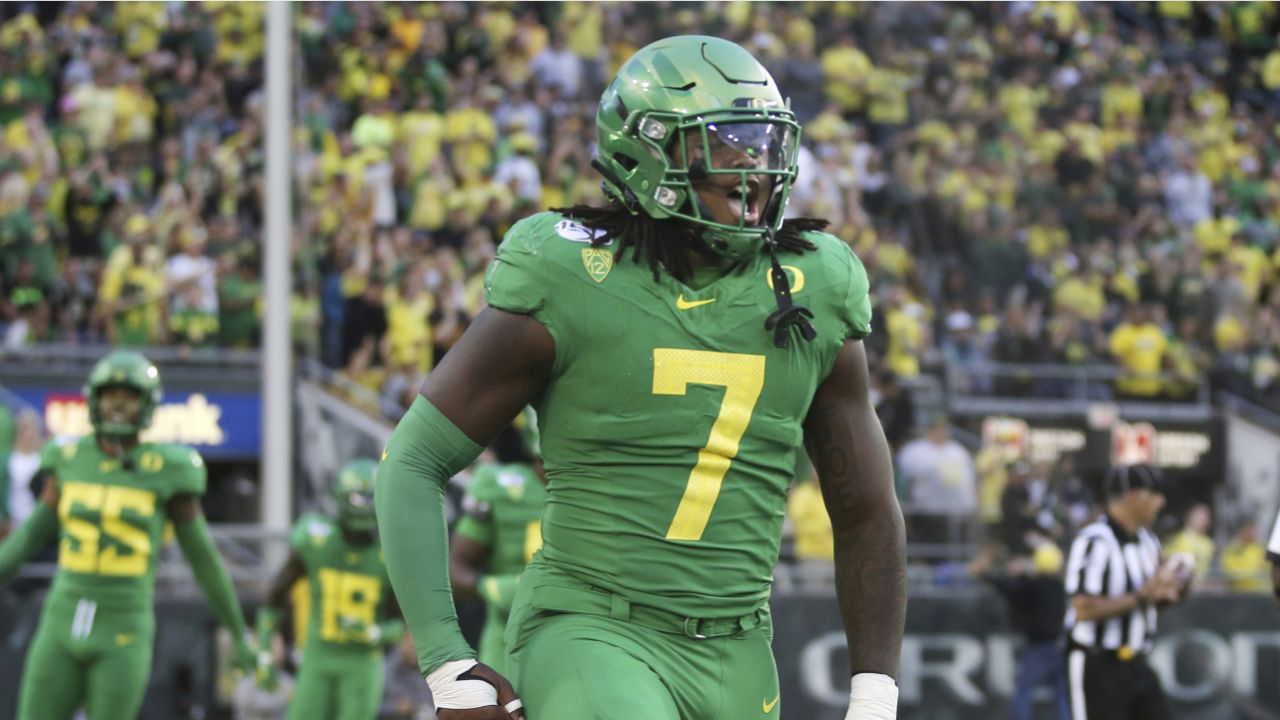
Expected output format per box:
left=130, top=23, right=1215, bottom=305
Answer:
left=477, top=573, right=521, bottom=615
left=256, top=607, right=280, bottom=650
left=376, top=395, right=484, bottom=676
left=175, top=514, right=248, bottom=640
left=0, top=502, right=58, bottom=584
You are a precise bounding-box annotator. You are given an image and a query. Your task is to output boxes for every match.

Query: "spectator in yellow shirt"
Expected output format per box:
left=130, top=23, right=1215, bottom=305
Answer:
left=1220, top=518, right=1270, bottom=593
left=884, top=285, right=927, bottom=379
left=1053, top=264, right=1107, bottom=324
left=787, top=475, right=833, bottom=563
left=384, top=267, right=436, bottom=375
left=1165, top=503, right=1215, bottom=583
left=820, top=34, right=872, bottom=113
left=1109, top=303, right=1170, bottom=399
left=98, top=214, right=166, bottom=346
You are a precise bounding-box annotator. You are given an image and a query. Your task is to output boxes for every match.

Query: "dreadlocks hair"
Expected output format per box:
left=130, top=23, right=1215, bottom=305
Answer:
left=550, top=201, right=826, bottom=284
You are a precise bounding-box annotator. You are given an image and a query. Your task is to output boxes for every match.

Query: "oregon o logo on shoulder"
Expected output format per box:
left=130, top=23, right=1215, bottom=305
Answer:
left=582, top=248, right=613, bottom=283
left=764, top=265, right=805, bottom=294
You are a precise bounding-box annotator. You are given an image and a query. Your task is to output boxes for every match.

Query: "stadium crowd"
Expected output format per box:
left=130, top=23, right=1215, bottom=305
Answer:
left=2, top=1, right=1279, bottom=591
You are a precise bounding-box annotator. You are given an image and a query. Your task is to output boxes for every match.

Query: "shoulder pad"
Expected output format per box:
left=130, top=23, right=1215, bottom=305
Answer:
left=291, top=513, right=336, bottom=550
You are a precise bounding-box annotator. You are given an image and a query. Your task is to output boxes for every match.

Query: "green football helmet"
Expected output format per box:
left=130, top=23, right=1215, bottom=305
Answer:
left=84, top=350, right=163, bottom=437
left=333, top=458, right=378, bottom=532
left=595, top=35, right=801, bottom=261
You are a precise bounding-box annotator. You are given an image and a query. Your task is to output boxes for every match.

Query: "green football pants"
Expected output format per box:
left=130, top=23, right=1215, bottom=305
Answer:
left=17, top=596, right=155, bottom=720
left=287, top=647, right=385, bottom=720
left=506, top=564, right=779, bottom=720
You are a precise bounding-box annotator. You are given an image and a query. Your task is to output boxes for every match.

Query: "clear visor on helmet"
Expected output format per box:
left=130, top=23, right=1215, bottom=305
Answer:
left=681, top=121, right=797, bottom=173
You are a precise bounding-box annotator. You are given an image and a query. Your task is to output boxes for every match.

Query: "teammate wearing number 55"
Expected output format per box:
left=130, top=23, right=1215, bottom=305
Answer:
left=377, top=35, right=905, bottom=720
left=0, top=350, right=255, bottom=720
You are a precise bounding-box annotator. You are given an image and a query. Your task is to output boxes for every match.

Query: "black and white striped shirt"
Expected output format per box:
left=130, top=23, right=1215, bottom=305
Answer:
left=1064, top=514, right=1162, bottom=654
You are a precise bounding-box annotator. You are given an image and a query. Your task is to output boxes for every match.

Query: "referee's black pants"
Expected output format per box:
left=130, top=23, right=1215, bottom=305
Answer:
left=1066, top=647, right=1171, bottom=720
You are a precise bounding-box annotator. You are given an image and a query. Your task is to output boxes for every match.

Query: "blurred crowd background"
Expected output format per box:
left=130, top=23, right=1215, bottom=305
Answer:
left=2, top=0, right=1279, bottom=604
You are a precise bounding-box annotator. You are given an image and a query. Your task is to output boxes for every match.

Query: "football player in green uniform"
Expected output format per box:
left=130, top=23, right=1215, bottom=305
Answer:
left=0, top=350, right=254, bottom=720
left=256, top=458, right=405, bottom=720
left=449, top=439, right=547, bottom=675
left=377, top=35, right=905, bottom=720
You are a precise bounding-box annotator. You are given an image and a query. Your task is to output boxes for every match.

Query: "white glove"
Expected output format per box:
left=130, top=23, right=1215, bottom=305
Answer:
left=845, top=673, right=898, bottom=720
left=426, top=659, right=522, bottom=713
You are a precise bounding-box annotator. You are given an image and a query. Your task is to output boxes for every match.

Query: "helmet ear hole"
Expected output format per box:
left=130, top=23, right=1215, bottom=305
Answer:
left=614, top=153, right=638, bottom=172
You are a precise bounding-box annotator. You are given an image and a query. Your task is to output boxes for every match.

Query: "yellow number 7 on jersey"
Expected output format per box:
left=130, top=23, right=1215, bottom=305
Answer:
left=653, top=349, right=765, bottom=541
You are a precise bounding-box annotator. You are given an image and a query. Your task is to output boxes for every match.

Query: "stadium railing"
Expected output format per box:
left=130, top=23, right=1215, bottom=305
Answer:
left=944, top=360, right=1213, bottom=422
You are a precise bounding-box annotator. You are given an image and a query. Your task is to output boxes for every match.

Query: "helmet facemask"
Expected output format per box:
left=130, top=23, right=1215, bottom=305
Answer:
left=637, top=110, right=801, bottom=261
left=85, top=351, right=162, bottom=438
left=337, top=488, right=378, bottom=533
left=333, top=459, right=379, bottom=534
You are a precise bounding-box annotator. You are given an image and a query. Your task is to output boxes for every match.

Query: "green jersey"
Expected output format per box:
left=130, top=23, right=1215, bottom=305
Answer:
left=289, top=513, right=393, bottom=656
left=41, top=436, right=206, bottom=611
left=456, top=464, right=546, bottom=587
left=484, top=211, right=871, bottom=619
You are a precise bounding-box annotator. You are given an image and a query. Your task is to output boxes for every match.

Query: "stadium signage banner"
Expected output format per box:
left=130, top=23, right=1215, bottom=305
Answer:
left=971, top=414, right=1223, bottom=486
left=772, top=592, right=1280, bottom=719
left=12, top=388, right=262, bottom=459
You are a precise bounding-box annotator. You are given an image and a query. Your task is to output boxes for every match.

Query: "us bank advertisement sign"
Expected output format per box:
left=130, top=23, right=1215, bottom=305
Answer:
left=12, top=389, right=261, bottom=459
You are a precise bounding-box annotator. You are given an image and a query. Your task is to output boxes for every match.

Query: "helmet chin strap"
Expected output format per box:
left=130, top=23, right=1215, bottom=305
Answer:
left=689, top=178, right=817, bottom=348
left=763, top=226, right=816, bottom=349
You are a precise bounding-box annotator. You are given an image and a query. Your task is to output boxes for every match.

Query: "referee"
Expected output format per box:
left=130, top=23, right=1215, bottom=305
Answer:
left=1063, top=464, right=1188, bottom=720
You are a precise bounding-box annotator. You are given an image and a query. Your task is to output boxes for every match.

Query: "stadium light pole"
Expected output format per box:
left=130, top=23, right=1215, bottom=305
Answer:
left=262, top=0, right=292, bottom=563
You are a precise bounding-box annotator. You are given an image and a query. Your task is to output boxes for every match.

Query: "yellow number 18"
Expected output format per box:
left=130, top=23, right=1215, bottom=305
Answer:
left=652, top=349, right=765, bottom=541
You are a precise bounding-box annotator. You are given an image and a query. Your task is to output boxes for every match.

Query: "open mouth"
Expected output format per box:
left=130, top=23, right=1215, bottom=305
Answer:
left=725, top=179, right=762, bottom=224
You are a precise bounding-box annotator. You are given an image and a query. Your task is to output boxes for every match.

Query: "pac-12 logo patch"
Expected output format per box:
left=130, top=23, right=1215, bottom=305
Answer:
left=581, top=248, right=613, bottom=283
left=555, top=220, right=610, bottom=244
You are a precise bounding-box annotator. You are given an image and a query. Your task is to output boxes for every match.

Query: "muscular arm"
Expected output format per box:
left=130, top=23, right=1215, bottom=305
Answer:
left=0, top=478, right=59, bottom=585
left=169, top=494, right=249, bottom=640
left=266, top=552, right=306, bottom=611
left=1072, top=571, right=1175, bottom=621
left=803, top=340, right=905, bottom=679
left=1071, top=593, right=1142, bottom=622
left=421, top=307, right=555, bottom=439
left=377, top=307, right=553, bottom=677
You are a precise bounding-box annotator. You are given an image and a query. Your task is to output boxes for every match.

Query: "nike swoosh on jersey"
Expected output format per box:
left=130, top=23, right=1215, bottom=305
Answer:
left=763, top=693, right=780, bottom=713
left=675, top=294, right=717, bottom=310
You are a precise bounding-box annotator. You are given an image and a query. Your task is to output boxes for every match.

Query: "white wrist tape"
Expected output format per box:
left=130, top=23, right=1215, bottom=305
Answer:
left=426, top=659, right=498, bottom=710
left=366, top=624, right=382, bottom=645
left=846, top=673, right=898, bottom=720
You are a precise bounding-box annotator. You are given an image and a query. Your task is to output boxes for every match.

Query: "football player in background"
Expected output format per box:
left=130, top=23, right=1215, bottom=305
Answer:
left=449, top=416, right=547, bottom=675
left=0, top=350, right=254, bottom=719
left=378, top=35, right=904, bottom=720
left=256, top=458, right=404, bottom=720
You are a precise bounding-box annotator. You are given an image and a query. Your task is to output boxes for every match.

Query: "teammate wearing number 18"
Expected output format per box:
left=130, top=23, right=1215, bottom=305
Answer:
left=256, top=458, right=404, bottom=720
left=0, top=350, right=254, bottom=720
left=377, top=35, right=905, bottom=720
